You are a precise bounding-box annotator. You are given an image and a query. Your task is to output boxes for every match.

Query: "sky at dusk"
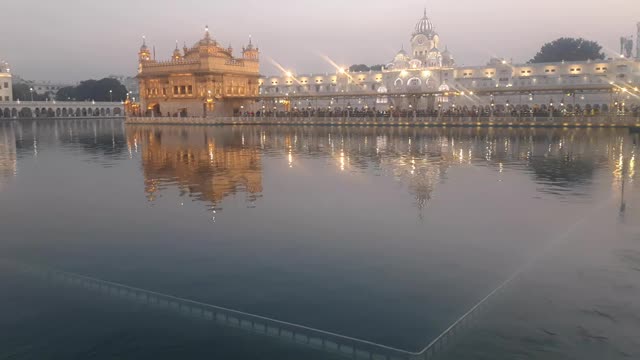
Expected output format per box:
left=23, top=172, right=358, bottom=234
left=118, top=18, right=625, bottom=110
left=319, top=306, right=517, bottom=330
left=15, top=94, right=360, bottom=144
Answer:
left=1, top=0, right=637, bottom=83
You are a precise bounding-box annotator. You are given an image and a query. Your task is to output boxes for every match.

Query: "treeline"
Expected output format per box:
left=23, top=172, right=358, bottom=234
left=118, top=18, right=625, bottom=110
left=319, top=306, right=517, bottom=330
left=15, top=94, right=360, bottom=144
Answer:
left=12, top=83, right=50, bottom=101
left=56, top=78, right=127, bottom=102
left=529, top=38, right=605, bottom=63
left=348, top=64, right=386, bottom=72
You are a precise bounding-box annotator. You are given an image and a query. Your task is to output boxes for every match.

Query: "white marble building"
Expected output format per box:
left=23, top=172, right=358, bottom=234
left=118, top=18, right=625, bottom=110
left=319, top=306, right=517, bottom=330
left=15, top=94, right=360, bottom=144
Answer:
left=259, top=10, right=640, bottom=111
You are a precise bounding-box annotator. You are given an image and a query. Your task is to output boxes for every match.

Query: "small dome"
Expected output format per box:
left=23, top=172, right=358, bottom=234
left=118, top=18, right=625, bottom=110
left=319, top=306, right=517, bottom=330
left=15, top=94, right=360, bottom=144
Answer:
left=195, top=26, right=217, bottom=47
left=140, top=37, right=149, bottom=51
left=393, top=47, right=410, bottom=69
left=245, top=36, right=255, bottom=51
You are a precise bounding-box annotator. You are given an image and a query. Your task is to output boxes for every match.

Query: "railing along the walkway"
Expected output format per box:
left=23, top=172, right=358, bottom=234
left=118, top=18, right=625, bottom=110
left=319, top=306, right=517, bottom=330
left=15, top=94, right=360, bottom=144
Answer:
left=125, top=115, right=640, bottom=128
left=0, top=259, right=501, bottom=360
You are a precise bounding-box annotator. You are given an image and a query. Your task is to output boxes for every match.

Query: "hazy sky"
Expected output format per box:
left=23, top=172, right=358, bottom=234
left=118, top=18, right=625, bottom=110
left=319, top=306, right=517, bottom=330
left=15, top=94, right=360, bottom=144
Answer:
left=1, top=0, right=637, bottom=82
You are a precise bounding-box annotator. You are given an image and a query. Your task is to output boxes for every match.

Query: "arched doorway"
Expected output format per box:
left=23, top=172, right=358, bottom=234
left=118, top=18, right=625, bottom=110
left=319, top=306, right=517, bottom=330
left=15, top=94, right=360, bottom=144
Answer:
left=147, top=103, right=160, bottom=117
left=20, top=108, right=32, bottom=118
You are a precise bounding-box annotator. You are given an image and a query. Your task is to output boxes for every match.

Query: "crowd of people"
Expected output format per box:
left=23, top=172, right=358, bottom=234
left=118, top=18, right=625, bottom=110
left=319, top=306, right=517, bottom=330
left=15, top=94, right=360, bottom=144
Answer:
left=238, top=104, right=640, bottom=118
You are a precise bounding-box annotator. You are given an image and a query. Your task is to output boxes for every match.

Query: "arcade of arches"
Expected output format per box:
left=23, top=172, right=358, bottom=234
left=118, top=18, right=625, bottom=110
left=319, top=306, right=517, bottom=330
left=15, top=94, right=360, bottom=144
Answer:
left=0, top=103, right=124, bottom=119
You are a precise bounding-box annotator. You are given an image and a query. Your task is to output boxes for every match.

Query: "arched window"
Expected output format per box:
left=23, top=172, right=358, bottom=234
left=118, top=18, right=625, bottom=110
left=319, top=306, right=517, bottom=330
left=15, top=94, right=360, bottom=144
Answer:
left=377, top=86, right=388, bottom=104
left=408, top=77, right=422, bottom=87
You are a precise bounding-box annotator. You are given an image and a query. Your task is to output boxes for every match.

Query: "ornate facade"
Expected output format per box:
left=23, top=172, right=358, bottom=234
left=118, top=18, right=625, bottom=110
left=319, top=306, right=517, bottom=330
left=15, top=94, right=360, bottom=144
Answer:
left=259, top=9, right=640, bottom=111
left=137, top=27, right=260, bottom=117
left=388, top=9, right=455, bottom=71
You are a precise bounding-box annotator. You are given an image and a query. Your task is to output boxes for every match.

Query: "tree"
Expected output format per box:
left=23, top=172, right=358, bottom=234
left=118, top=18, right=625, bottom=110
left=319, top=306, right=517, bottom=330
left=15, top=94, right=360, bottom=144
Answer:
left=349, top=64, right=370, bottom=72
left=12, top=83, right=50, bottom=101
left=56, top=86, right=76, bottom=101
left=55, top=78, right=128, bottom=102
left=349, top=64, right=386, bottom=72
left=529, top=38, right=605, bottom=63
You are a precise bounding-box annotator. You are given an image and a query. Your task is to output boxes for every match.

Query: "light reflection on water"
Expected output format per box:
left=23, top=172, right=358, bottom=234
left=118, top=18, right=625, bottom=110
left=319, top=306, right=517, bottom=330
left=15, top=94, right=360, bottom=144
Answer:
left=123, top=125, right=637, bottom=211
left=0, top=119, right=638, bottom=359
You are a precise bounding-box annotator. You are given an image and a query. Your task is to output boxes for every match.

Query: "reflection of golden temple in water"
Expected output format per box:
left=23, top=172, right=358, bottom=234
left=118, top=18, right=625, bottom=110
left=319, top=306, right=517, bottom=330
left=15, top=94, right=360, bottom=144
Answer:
left=127, top=126, right=262, bottom=206
left=126, top=125, right=638, bottom=216
left=0, top=124, right=17, bottom=191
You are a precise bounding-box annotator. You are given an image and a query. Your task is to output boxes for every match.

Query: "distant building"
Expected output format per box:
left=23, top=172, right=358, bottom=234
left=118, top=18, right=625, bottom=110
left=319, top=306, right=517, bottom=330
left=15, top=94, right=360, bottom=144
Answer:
left=0, top=61, right=12, bottom=102
left=11, top=75, right=73, bottom=100
left=261, top=9, right=640, bottom=110
left=109, top=74, right=140, bottom=100
left=637, top=22, right=640, bottom=59
left=137, top=26, right=260, bottom=117
left=24, top=80, right=71, bottom=96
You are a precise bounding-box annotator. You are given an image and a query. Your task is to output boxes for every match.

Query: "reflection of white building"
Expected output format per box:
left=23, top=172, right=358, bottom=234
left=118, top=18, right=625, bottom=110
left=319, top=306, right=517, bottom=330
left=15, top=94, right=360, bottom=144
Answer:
left=260, top=9, right=640, bottom=110
left=0, top=61, right=12, bottom=102
left=0, top=123, right=17, bottom=191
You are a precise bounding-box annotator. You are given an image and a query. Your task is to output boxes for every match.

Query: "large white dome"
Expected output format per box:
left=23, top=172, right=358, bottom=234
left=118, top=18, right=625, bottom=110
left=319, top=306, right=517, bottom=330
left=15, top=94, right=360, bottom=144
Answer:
left=414, top=9, right=435, bottom=36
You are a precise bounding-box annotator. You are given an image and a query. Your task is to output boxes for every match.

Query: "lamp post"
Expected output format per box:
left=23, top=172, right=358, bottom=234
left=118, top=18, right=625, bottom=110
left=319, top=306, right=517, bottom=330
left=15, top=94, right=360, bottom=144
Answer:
left=30, top=88, right=34, bottom=102
left=109, top=90, right=113, bottom=102
left=549, top=98, right=554, bottom=120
